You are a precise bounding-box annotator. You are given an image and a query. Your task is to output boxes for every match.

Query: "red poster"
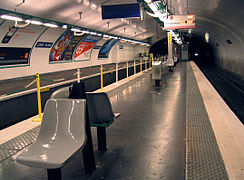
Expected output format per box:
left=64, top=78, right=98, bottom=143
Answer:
left=74, top=42, right=95, bottom=60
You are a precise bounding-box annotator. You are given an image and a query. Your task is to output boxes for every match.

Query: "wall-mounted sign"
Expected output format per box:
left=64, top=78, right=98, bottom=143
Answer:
left=102, top=3, right=140, bottom=19
left=205, top=32, right=209, bottom=43
left=0, top=21, right=47, bottom=67
left=163, top=15, right=195, bottom=30
left=0, top=47, right=30, bottom=66
left=93, top=45, right=102, bottom=49
left=35, top=42, right=53, bottom=48
left=168, top=32, right=172, bottom=43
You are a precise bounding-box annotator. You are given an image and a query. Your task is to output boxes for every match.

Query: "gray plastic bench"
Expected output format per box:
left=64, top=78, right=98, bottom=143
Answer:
left=16, top=99, right=87, bottom=180
left=50, top=87, right=120, bottom=151
left=86, top=92, right=120, bottom=151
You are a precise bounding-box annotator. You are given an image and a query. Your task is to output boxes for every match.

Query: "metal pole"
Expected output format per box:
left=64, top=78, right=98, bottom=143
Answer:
left=116, top=62, right=118, bottom=82
left=140, top=59, right=142, bottom=72
left=167, top=31, right=174, bottom=71
left=33, top=73, right=42, bottom=122
left=134, top=59, right=136, bottom=74
left=149, top=53, right=153, bottom=69
left=100, top=65, right=103, bottom=91
left=126, top=61, right=129, bottom=79
left=145, top=58, right=147, bottom=69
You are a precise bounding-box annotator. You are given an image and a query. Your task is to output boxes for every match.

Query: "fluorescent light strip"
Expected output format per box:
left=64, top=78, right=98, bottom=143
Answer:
left=71, top=28, right=81, bottom=32
left=26, top=20, right=43, bottom=25
left=144, top=0, right=152, bottom=3
left=81, top=30, right=90, bottom=34
left=0, top=15, right=148, bottom=46
left=1, top=15, right=23, bottom=21
left=148, top=3, right=158, bottom=12
left=89, top=32, right=97, bottom=35
left=44, top=23, right=58, bottom=28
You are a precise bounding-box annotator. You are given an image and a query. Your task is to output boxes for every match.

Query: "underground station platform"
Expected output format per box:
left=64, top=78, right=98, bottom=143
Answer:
left=0, top=61, right=243, bottom=180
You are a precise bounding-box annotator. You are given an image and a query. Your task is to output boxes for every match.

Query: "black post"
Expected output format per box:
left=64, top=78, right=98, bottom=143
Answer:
left=69, top=82, right=96, bottom=172
left=97, top=127, right=107, bottom=151
left=47, top=168, right=62, bottom=180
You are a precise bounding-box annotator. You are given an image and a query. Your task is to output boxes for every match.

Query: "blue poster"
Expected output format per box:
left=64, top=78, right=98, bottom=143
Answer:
left=98, top=39, right=119, bottom=59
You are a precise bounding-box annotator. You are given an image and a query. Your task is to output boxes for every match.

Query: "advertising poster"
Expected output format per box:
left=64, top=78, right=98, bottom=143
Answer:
left=98, top=38, right=119, bottom=59
left=50, top=31, right=86, bottom=62
left=0, top=21, right=46, bottom=66
left=74, top=34, right=102, bottom=61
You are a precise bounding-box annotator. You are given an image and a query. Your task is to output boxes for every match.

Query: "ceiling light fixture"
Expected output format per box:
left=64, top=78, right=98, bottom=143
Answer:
left=71, top=28, right=81, bottom=32
left=89, top=32, right=97, bottom=35
left=81, top=30, right=90, bottom=34
left=43, top=23, right=58, bottom=28
left=25, top=20, right=43, bottom=25
left=1, top=14, right=23, bottom=21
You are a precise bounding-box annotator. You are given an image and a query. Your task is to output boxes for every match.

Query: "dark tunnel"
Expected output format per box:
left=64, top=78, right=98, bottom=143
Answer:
left=149, top=34, right=215, bottom=66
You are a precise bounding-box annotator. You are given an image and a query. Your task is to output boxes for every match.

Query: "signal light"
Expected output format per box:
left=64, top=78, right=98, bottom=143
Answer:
left=25, top=53, right=29, bottom=59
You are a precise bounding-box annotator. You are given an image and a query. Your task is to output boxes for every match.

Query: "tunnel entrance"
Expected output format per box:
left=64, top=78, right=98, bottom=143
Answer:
left=149, top=34, right=215, bottom=65
left=149, top=38, right=168, bottom=58
left=185, top=34, right=215, bottom=65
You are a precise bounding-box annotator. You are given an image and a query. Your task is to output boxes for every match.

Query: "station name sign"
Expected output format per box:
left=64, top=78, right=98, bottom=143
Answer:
left=163, top=15, right=195, bottom=30
left=35, top=42, right=53, bottom=48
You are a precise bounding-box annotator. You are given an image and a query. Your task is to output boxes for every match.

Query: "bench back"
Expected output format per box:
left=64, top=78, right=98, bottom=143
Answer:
left=51, top=87, right=115, bottom=123
left=50, top=87, right=70, bottom=99
left=37, top=99, right=86, bottom=144
left=86, top=92, right=115, bottom=123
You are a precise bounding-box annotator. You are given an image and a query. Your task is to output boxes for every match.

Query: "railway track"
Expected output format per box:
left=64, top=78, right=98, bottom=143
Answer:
left=198, top=65, right=244, bottom=124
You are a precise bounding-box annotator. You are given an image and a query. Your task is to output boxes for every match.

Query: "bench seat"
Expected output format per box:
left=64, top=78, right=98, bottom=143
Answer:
left=90, top=113, right=120, bottom=127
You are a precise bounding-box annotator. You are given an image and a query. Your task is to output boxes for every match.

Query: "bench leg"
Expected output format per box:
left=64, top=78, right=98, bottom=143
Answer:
left=97, top=127, right=107, bottom=151
left=47, top=168, right=62, bottom=180
left=82, top=142, right=93, bottom=174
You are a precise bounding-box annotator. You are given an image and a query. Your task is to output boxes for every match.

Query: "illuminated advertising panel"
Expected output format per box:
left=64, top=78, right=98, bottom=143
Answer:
left=0, top=47, right=30, bottom=65
left=0, top=21, right=46, bottom=67
left=50, top=30, right=86, bottom=62
left=98, top=39, right=119, bottom=59
left=74, top=35, right=102, bottom=61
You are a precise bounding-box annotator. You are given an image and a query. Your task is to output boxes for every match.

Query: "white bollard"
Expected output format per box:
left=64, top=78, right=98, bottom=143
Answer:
left=77, top=68, right=80, bottom=83
left=116, top=62, right=118, bottom=82
left=134, top=59, right=136, bottom=74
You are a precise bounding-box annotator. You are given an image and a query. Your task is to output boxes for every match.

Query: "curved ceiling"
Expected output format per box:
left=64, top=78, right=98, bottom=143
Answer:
left=0, top=0, right=243, bottom=42
left=0, top=0, right=243, bottom=74
left=0, top=0, right=162, bottom=41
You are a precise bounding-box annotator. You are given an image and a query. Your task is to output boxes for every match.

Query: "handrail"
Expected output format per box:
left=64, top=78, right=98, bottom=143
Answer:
left=0, top=60, right=150, bottom=102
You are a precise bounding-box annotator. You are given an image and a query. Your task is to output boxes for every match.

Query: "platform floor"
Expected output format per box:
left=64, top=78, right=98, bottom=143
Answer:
left=0, top=61, right=242, bottom=179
